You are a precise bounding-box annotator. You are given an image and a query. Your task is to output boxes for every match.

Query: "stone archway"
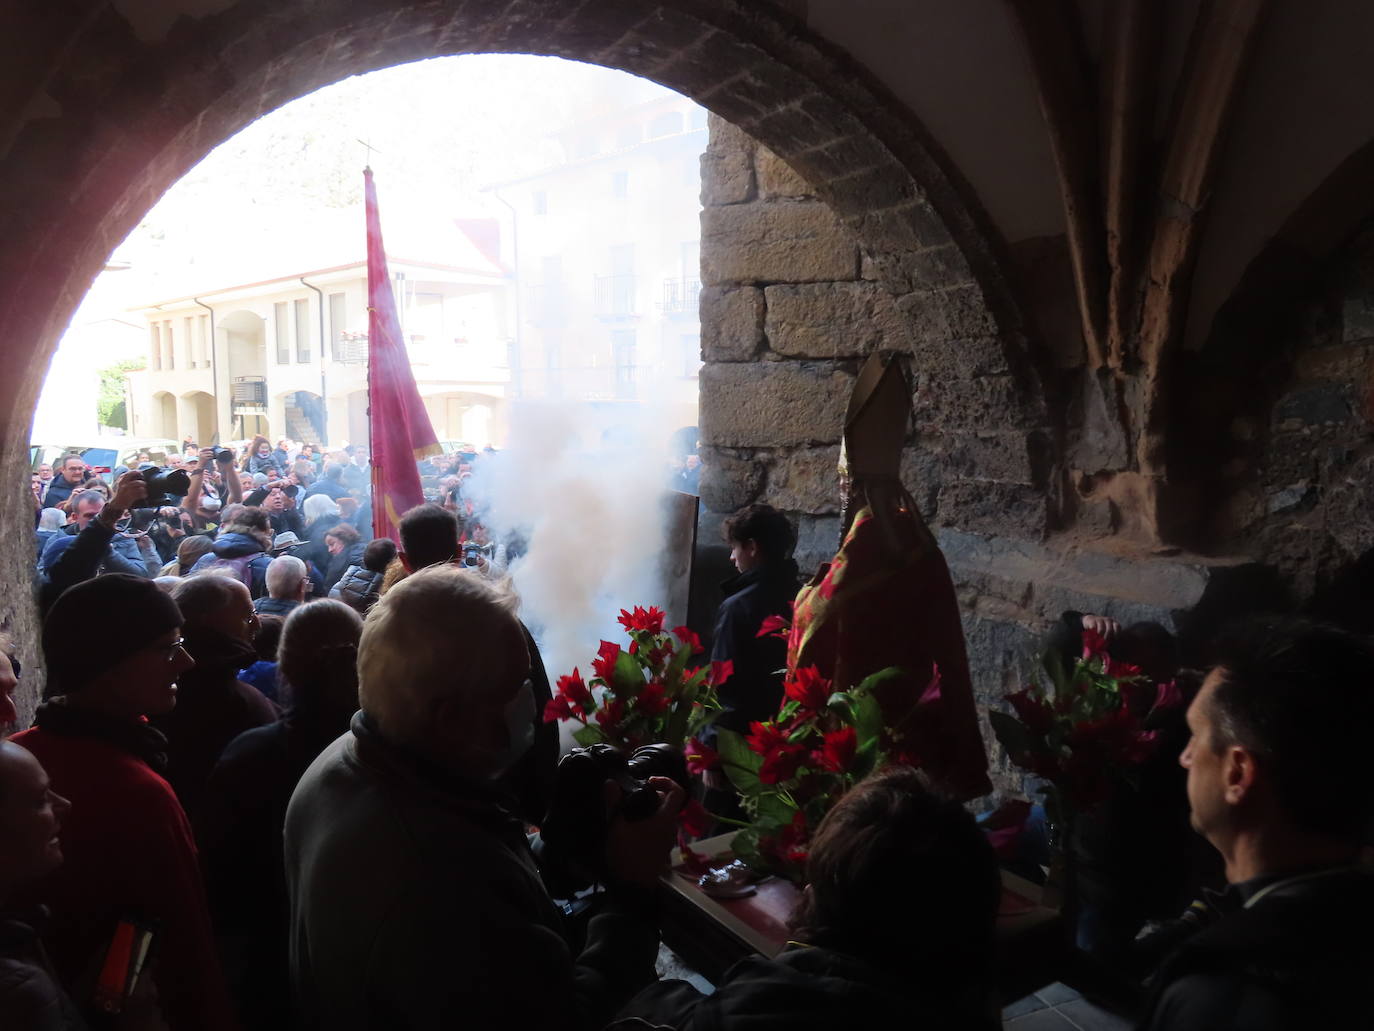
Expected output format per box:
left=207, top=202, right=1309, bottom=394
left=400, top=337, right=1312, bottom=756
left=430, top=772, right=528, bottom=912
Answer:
left=0, top=0, right=1040, bottom=710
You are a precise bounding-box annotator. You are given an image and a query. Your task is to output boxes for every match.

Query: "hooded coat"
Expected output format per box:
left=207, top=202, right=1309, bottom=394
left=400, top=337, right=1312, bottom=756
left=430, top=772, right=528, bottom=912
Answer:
left=189, top=529, right=273, bottom=598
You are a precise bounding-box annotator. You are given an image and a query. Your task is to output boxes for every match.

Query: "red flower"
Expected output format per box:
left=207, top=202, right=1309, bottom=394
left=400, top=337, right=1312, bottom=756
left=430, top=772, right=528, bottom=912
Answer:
left=1105, top=657, right=1143, bottom=681
left=672, top=625, right=703, bottom=654
left=819, top=726, right=857, bottom=772
left=783, top=666, right=831, bottom=711
left=592, top=641, right=620, bottom=683
left=543, top=695, right=576, bottom=723
left=556, top=668, right=592, bottom=707
left=678, top=836, right=713, bottom=875
left=709, top=659, right=734, bottom=687
left=1081, top=628, right=1109, bottom=659
left=618, top=605, right=665, bottom=634
left=746, top=720, right=790, bottom=756
left=1152, top=680, right=1183, bottom=712
left=1006, top=687, right=1054, bottom=736
left=685, top=737, right=720, bottom=775
left=678, top=798, right=712, bottom=837
left=756, top=614, right=790, bottom=639
left=982, top=799, right=1032, bottom=861
left=636, top=682, right=670, bottom=716
left=596, top=697, right=626, bottom=729
left=759, top=744, right=808, bottom=785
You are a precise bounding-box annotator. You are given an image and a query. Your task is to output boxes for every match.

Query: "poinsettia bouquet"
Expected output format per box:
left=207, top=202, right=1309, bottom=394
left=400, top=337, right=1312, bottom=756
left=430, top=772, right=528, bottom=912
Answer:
left=989, top=628, right=1183, bottom=820
left=691, top=657, right=939, bottom=884
left=543, top=605, right=732, bottom=752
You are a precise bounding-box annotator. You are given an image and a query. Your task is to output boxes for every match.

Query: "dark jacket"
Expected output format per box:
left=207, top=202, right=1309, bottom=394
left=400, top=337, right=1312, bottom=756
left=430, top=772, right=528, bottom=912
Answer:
left=284, top=712, right=659, bottom=1031
left=1142, top=866, right=1374, bottom=1029
left=329, top=564, right=383, bottom=614
left=708, top=559, right=800, bottom=738
left=189, top=531, right=273, bottom=598
left=38, top=520, right=153, bottom=614
left=0, top=907, right=88, bottom=1030
left=322, top=542, right=366, bottom=594
left=151, top=627, right=280, bottom=823
left=34, top=528, right=60, bottom=565
left=200, top=710, right=351, bottom=1031
left=41, top=477, right=83, bottom=510
left=248, top=452, right=287, bottom=477
left=253, top=596, right=302, bottom=618
left=609, top=946, right=997, bottom=1031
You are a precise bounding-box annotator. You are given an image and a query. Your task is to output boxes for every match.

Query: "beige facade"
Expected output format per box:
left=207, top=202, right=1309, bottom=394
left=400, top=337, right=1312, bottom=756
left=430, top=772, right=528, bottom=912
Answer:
left=128, top=232, right=512, bottom=450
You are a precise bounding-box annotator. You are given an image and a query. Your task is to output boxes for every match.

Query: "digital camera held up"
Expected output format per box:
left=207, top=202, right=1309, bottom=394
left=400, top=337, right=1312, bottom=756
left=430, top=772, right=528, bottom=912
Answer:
left=538, top=742, right=689, bottom=897
left=143, top=468, right=192, bottom=507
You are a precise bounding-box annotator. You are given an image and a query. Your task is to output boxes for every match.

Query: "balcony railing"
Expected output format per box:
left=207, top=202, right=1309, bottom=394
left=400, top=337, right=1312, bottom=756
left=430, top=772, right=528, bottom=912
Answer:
left=593, top=275, right=638, bottom=318
left=659, top=277, right=701, bottom=316
left=231, top=376, right=267, bottom=408
left=333, top=334, right=368, bottom=364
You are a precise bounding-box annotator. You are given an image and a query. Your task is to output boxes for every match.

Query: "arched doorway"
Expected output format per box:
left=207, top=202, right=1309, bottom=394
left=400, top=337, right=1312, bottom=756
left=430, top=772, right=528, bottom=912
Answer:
left=180, top=390, right=217, bottom=448
left=221, top=309, right=269, bottom=442
left=152, top=391, right=178, bottom=440
left=0, top=0, right=1028, bottom=710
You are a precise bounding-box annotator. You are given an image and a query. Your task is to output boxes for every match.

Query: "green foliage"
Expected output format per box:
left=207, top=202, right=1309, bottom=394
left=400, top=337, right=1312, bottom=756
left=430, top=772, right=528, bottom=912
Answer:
left=97, top=359, right=142, bottom=430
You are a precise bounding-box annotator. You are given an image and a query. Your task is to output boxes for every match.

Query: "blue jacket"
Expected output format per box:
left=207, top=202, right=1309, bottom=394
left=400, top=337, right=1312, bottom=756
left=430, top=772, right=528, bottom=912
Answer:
left=38, top=520, right=153, bottom=613
left=189, top=532, right=273, bottom=598
left=41, top=477, right=84, bottom=510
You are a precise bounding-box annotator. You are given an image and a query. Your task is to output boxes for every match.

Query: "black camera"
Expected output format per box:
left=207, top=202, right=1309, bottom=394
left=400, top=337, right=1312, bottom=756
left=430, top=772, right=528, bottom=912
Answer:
left=143, top=468, right=191, bottom=507
left=211, top=447, right=234, bottom=463
left=538, top=742, right=689, bottom=897
left=462, top=541, right=489, bottom=567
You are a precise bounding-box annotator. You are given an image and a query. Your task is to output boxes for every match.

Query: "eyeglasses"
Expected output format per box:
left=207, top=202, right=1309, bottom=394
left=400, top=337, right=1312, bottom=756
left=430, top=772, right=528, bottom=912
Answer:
left=147, top=638, right=187, bottom=662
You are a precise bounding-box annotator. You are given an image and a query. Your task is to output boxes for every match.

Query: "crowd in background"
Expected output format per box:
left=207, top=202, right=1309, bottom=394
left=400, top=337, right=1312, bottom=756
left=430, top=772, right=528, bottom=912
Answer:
left=2, top=444, right=1371, bottom=1031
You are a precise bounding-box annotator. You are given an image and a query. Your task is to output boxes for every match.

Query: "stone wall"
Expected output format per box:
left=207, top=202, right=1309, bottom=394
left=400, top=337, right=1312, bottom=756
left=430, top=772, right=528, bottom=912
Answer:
left=696, top=115, right=1052, bottom=575
left=693, top=118, right=1279, bottom=798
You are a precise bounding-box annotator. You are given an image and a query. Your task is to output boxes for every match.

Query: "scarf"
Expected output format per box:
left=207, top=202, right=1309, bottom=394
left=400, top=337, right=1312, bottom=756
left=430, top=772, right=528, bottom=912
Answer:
left=32, top=697, right=170, bottom=772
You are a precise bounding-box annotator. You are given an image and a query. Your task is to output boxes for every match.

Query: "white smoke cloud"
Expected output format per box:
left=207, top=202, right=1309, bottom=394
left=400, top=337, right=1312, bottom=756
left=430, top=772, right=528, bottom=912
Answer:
left=468, top=400, right=683, bottom=690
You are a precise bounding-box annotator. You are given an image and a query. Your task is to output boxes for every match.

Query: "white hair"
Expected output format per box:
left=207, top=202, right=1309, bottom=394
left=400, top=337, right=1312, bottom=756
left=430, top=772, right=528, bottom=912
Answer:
left=265, top=555, right=307, bottom=599
left=303, top=494, right=340, bottom=523
left=358, top=565, right=524, bottom=753
left=38, top=508, right=65, bottom=531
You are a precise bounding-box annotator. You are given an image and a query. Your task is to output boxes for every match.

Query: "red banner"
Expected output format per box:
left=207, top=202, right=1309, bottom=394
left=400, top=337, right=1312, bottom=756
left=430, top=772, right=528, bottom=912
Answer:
left=364, top=167, right=440, bottom=541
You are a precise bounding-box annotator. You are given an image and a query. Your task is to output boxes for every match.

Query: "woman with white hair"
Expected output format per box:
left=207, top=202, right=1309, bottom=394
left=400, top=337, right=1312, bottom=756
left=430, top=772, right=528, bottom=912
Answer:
left=33, top=508, right=65, bottom=564
left=300, top=493, right=340, bottom=570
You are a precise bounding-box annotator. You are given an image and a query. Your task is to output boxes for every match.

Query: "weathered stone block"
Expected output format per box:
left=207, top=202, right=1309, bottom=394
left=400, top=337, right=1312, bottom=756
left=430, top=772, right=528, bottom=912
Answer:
left=908, top=335, right=1011, bottom=380
left=698, top=447, right=766, bottom=514
left=763, top=282, right=909, bottom=358
left=700, top=114, right=756, bottom=207
left=914, top=374, right=1032, bottom=431
left=897, top=284, right=999, bottom=342
left=700, top=285, right=764, bottom=361
left=699, top=361, right=853, bottom=447
left=936, top=481, right=1046, bottom=538
left=1273, top=383, right=1354, bottom=427
left=942, top=432, right=1038, bottom=485
left=900, top=446, right=943, bottom=519
left=767, top=445, right=841, bottom=514
left=1343, top=288, right=1374, bottom=343
left=794, top=514, right=843, bottom=575
left=701, top=202, right=858, bottom=285
left=756, top=145, right=811, bottom=198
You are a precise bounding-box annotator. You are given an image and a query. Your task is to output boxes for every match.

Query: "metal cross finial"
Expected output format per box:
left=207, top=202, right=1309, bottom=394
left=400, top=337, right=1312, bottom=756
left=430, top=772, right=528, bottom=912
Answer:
left=358, top=139, right=382, bottom=171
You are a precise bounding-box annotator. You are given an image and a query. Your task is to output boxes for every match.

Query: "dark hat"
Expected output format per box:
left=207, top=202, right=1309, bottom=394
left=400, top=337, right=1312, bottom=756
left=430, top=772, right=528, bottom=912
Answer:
left=43, top=574, right=183, bottom=694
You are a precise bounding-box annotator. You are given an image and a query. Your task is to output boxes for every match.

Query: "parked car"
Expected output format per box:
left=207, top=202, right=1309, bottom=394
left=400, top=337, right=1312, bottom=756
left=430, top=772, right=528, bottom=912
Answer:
left=31, top=437, right=181, bottom=482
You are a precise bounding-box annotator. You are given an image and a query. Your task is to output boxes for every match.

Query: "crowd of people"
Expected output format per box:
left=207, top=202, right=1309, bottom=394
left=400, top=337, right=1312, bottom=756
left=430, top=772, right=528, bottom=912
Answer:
left=2, top=453, right=1372, bottom=1029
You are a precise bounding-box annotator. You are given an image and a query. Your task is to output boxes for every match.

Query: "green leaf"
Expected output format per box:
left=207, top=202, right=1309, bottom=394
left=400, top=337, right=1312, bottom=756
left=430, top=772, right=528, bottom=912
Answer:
left=852, top=691, right=884, bottom=748
left=665, top=642, right=691, bottom=684
left=611, top=651, right=646, bottom=694
left=755, top=791, right=797, bottom=826
left=572, top=724, right=605, bottom=747
left=715, top=728, right=764, bottom=795
left=1041, top=648, right=1067, bottom=693
left=853, top=666, right=904, bottom=697
left=661, top=682, right=695, bottom=749
left=988, top=709, right=1033, bottom=758
left=826, top=691, right=857, bottom=723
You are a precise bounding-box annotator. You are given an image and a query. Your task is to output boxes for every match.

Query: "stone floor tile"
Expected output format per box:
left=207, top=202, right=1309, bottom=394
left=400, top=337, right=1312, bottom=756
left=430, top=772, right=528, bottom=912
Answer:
left=1003, top=993, right=1050, bottom=1018
left=1035, top=982, right=1083, bottom=1006
left=1004, top=1008, right=1082, bottom=1029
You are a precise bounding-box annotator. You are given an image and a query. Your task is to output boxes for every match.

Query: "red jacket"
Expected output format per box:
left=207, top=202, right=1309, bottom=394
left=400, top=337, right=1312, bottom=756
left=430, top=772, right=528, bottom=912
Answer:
left=12, top=726, right=237, bottom=1031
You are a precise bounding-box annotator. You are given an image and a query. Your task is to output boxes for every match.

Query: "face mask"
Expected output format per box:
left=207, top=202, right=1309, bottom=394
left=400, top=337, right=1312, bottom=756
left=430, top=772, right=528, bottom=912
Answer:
left=487, top=679, right=536, bottom=777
